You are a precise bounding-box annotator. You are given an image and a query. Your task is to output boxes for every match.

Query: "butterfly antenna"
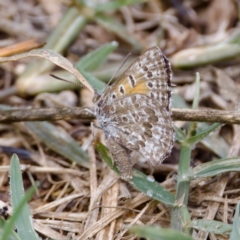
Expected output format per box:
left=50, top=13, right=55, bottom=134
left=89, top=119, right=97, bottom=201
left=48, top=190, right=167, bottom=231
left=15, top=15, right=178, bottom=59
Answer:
left=50, top=74, right=85, bottom=88
left=107, top=52, right=132, bottom=87
left=96, top=52, right=132, bottom=105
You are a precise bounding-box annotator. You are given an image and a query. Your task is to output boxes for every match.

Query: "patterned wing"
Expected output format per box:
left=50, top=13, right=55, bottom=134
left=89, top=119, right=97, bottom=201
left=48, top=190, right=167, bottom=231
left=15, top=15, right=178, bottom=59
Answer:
left=99, top=46, right=172, bottom=110
left=99, top=94, right=174, bottom=166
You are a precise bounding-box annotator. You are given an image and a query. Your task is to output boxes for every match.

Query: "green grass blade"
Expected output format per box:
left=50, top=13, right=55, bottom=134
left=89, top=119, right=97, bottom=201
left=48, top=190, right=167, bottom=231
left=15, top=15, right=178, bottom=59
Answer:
left=80, top=68, right=106, bottom=91
left=186, top=73, right=200, bottom=139
left=191, top=219, right=232, bottom=235
left=171, top=43, right=240, bottom=69
left=96, top=14, right=141, bottom=50
left=26, top=122, right=89, bottom=168
left=4, top=154, right=39, bottom=240
left=187, top=123, right=221, bottom=145
left=95, top=0, right=146, bottom=12
left=230, top=201, right=240, bottom=239
left=130, top=225, right=194, bottom=240
left=75, top=41, right=119, bottom=91
left=44, top=7, right=87, bottom=53
left=191, top=156, right=240, bottom=178
left=96, top=143, right=175, bottom=205
left=131, top=170, right=175, bottom=205
left=0, top=218, right=20, bottom=240
left=172, top=94, right=190, bottom=108
left=171, top=144, right=191, bottom=232
left=76, top=42, right=118, bottom=71
left=174, top=125, right=187, bottom=143
left=17, top=7, right=87, bottom=95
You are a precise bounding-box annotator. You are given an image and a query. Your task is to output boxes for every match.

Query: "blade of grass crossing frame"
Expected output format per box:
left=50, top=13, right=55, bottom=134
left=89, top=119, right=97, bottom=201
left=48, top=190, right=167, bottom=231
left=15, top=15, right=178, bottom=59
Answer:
left=0, top=218, right=20, bottom=240
left=95, top=14, right=141, bottom=51
left=76, top=41, right=118, bottom=71
left=75, top=42, right=119, bottom=91
left=95, top=0, right=147, bottom=12
left=187, top=122, right=221, bottom=145
left=191, top=156, right=240, bottom=178
left=4, top=154, right=39, bottom=240
left=191, top=219, right=232, bottom=235
left=130, top=225, right=195, bottom=240
left=96, top=143, right=175, bottom=205
left=230, top=201, right=240, bottom=239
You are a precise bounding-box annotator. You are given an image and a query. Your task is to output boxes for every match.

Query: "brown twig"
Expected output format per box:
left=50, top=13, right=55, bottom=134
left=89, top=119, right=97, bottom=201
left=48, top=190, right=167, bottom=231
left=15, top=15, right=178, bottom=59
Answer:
left=0, top=107, right=239, bottom=124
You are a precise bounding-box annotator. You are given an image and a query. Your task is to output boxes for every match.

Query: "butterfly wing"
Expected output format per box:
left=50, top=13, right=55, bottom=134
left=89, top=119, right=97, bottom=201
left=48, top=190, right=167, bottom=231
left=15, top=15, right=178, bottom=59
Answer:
left=99, top=46, right=172, bottom=110
left=100, top=94, right=174, bottom=166
left=94, top=47, right=174, bottom=177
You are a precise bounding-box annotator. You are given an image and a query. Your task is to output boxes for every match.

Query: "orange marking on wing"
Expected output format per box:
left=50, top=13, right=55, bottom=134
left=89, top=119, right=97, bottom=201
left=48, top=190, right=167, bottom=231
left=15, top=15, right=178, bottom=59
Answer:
left=111, top=68, right=150, bottom=97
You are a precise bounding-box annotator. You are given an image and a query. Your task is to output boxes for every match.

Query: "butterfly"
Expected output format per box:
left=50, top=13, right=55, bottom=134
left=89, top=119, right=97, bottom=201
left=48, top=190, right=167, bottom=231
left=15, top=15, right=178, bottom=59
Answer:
left=93, top=46, right=174, bottom=180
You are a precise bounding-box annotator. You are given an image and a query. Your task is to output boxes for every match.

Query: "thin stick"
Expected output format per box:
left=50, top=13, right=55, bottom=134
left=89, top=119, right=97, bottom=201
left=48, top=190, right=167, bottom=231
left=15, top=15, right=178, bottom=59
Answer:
left=0, top=108, right=240, bottom=124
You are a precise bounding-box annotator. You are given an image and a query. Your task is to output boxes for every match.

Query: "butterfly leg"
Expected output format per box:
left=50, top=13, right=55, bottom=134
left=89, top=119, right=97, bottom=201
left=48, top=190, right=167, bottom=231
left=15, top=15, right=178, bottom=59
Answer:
left=106, top=136, right=132, bottom=180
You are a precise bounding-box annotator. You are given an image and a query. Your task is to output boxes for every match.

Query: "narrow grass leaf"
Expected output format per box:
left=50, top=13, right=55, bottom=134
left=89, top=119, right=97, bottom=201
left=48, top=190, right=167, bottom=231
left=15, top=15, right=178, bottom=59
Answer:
left=171, top=145, right=191, bottom=231
left=191, top=156, right=240, bottom=178
left=171, top=44, right=240, bottom=69
left=95, top=0, right=146, bottom=12
left=174, top=125, right=186, bottom=143
left=230, top=201, right=240, bottom=239
left=4, top=154, right=39, bottom=240
left=96, top=143, right=175, bottom=205
left=191, top=219, right=232, bottom=235
left=186, top=73, right=200, bottom=139
left=186, top=123, right=221, bottom=145
left=130, top=225, right=194, bottom=240
left=76, top=41, right=118, bottom=71
left=172, top=94, right=190, bottom=108
left=131, top=170, right=175, bottom=205
left=79, top=68, right=106, bottom=91
left=0, top=218, right=20, bottom=240
left=96, top=14, right=141, bottom=50
left=26, top=122, right=89, bottom=168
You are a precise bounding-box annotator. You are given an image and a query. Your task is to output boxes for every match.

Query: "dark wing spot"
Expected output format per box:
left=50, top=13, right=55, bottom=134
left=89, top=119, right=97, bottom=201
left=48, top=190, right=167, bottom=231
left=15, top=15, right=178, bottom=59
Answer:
left=147, top=71, right=153, bottom=78
left=147, top=82, right=153, bottom=88
left=122, top=116, right=128, bottom=122
left=132, top=112, right=139, bottom=121
left=129, top=75, right=136, bottom=88
left=143, top=66, right=148, bottom=71
left=97, top=100, right=103, bottom=107
left=162, top=55, right=172, bottom=87
left=143, top=122, right=153, bottom=129
left=149, top=115, right=158, bottom=122
left=144, top=107, right=155, bottom=115
left=112, top=93, right=117, bottom=99
left=139, top=141, right=146, bottom=148
left=144, top=128, right=153, bottom=138
left=119, top=85, right=125, bottom=95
